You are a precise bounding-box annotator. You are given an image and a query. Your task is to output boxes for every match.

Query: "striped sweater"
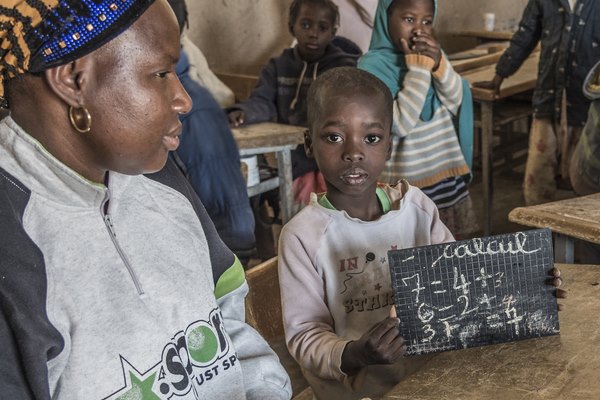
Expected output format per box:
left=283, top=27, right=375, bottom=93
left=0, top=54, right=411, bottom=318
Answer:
left=381, top=54, right=470, bottom=189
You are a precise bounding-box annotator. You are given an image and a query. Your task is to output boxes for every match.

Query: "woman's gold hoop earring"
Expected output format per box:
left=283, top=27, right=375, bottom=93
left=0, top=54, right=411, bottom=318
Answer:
left=69, top=106, right=92, bottom=133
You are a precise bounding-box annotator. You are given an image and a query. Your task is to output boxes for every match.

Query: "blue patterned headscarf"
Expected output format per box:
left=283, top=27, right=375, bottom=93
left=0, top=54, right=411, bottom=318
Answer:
left=358, top=0, right=473, bottom=171
left=0, top=0, right=155, bottom=102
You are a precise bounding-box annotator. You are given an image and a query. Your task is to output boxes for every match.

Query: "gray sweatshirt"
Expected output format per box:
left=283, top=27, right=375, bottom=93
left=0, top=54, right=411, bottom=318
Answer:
left=278, top=182, right=454, bottom=399
left=0, top=117, right=291, bottom=400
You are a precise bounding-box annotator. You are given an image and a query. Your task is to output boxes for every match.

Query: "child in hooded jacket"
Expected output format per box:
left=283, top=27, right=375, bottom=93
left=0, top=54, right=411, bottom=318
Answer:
left=358, top=0, right=476, bottom=238
left=227, top=0, right=358, bottom=205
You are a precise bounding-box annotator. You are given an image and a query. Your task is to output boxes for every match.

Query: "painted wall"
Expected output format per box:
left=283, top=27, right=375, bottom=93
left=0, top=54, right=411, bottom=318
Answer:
left=186, top=0, right=529, bottom=75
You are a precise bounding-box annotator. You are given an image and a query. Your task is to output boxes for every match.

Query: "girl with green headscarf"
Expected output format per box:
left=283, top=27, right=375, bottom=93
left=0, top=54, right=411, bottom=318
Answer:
left=359, top=0, right=477, bottom=238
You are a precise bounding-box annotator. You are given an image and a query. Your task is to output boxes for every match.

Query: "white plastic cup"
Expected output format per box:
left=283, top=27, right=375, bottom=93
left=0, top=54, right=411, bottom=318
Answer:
left=483, top=12, right=495, bottom=32
left=240, top=155, right=260, bottom=187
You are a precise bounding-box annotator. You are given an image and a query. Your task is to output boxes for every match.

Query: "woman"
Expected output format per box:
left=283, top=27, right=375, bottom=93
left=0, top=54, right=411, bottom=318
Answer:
left=0, top=1, right=291, bottom=399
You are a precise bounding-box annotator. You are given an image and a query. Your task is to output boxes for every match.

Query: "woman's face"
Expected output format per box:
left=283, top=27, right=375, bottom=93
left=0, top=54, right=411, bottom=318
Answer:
left=80, top=0, right=192, bottom=180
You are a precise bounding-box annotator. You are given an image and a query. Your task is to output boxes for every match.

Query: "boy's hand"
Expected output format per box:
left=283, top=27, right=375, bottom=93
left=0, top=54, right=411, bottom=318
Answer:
left=341, top=308, right=406, bottom=375
left=228, top=110, right=245, bottom=127
left=473, top=74, right=504, bottom=98
left=401, top=30, right=442, bottom=71
left=548, top=266, right=567, bottom=311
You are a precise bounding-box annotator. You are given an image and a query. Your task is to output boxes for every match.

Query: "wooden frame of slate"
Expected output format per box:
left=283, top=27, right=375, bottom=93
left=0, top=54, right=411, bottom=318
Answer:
left=388, top=228, right=559, bottom=356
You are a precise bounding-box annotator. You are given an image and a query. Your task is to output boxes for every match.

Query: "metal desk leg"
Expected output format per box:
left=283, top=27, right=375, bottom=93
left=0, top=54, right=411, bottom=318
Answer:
left=481, top=101, right=494, bottom=235
left=277, top=148, right=293, bottom=224
left=554, top=233, right=575, bottom=264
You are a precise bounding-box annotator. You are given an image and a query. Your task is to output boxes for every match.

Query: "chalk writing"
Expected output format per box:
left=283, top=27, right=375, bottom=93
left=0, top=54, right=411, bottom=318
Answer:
left=430, top=232, right=541, bottom=269
left=389, top=230, right=560, bottom=355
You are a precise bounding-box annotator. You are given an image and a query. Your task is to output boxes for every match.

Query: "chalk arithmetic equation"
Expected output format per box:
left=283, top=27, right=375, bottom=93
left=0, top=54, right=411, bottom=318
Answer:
left=388, top=229, right=559, bottom=356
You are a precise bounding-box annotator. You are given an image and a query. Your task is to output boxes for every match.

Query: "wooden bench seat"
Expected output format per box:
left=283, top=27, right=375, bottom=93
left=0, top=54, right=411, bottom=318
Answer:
left=244, top=257, right=313, bottom=398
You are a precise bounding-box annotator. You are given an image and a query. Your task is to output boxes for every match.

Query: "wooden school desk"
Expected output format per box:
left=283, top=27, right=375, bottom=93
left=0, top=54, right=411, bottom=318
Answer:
left=508, top=193, right=600, bottom=263
left=461, top=51, right=539, bottom=234
left=231, top=122, right=305, bottom=223
left=383, top=263, right=600, bottom=400
left=457, top=30, right=516, bottom=43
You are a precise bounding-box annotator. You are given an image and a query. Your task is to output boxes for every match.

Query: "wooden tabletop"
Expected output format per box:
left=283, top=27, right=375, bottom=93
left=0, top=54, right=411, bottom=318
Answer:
left=508, top=193, right=600, bottom=245
left=457, top=30, right=516, bottom=41
left=231, top=122, right=305, bottom=150
left=383, top=263, right=600, bottom=400
left=461, top=51, right=539, bottom=101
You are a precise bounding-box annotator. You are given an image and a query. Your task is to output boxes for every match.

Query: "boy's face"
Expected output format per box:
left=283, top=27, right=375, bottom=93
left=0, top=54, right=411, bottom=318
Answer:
left=292, top=3, right=336, bottom=63
left=387, top=0, right=434, bottom=52
left=306, top=91, right=392, bottom=202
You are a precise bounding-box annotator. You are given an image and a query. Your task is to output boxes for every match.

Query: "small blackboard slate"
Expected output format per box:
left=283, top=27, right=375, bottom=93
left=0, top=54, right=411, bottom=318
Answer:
left=388, top=229, right=559, bottom=356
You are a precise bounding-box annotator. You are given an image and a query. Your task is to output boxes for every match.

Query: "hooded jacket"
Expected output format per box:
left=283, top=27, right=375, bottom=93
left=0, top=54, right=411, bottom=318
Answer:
left=230, top=44, right=358, bottom=178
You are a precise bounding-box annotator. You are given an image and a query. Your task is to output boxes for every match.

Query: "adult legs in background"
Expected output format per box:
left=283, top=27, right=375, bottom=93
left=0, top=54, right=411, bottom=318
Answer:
left=523, top=118, right=559, bottom=206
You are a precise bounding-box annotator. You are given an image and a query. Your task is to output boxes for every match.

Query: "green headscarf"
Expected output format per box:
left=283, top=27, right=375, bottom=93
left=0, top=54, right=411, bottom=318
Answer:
left=358, top=0, right=473, bottom=172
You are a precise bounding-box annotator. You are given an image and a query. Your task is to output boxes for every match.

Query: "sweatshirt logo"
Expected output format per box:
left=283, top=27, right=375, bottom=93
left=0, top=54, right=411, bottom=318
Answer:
left=105, top=308, right=238, bottom=399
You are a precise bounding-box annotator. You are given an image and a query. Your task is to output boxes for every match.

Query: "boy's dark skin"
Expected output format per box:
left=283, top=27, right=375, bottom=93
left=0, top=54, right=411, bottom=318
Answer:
left=305, top=68, right=566, bottom=376
left=228, top=1, right=336, bottom=127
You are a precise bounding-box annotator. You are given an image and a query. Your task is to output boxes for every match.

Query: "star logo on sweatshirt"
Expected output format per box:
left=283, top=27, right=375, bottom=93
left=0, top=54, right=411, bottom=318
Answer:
left=117, top=371, right=161, bottom=400
left=106, top=357, right=161, bottom=400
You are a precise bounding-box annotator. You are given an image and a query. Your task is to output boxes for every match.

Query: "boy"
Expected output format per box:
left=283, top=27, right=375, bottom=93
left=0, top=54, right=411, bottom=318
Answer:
left=475, top=0, right=600, bottom=206
left=227, top=0, right=358, bottom=204
left=278, top=67, right=566, bottom=399
left=278, top=67, right=453, bottom=399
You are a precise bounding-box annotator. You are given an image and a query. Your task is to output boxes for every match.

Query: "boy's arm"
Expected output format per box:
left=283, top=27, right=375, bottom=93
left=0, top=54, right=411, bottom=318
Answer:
left=230, top=59, right=279, bottom=124
left=431, top=55, right=463, bottom=116
left=278, top=231, right=353, bottom=383
left=393, top=54, right=435, bottom=137
left=495, top=0, right=543, bottom=79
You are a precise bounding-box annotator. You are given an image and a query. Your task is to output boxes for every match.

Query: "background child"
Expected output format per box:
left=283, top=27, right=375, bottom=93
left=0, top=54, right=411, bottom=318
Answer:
left=278, top=67, right=454, bottom=400
left=227, top=0, right=358, bottom=205
left=475, top=0, right=600, bottom=206
left=358, top=0, right=476, bottom=239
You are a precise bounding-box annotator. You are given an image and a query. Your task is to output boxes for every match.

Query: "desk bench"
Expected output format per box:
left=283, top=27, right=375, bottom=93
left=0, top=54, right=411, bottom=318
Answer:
left=508, top=193, right=600, bottom=263
left=232, top=122, right=305, bottom=224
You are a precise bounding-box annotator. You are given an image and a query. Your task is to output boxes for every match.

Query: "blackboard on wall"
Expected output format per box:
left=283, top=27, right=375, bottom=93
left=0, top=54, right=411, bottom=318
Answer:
left=388, top=229, right=559, bottom=356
